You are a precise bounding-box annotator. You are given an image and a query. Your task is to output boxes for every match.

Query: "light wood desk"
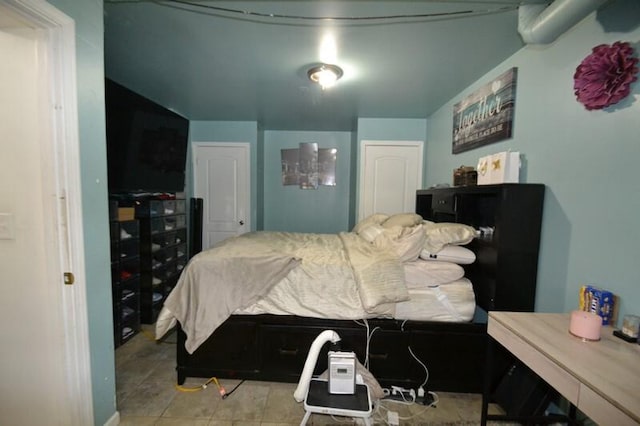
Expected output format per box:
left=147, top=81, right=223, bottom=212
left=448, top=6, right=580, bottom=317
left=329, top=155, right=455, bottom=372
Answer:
left=483, top=312, right=640, bottom=425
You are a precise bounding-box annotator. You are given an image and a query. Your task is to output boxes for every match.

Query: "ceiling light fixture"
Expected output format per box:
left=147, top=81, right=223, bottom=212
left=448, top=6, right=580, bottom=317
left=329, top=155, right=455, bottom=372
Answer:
left=307, top=64, right=343, bottom=90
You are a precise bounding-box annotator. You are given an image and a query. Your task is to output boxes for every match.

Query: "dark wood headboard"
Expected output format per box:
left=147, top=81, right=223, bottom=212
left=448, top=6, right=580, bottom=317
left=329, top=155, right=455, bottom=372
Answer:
left=416, top=184, right=545, bottom=313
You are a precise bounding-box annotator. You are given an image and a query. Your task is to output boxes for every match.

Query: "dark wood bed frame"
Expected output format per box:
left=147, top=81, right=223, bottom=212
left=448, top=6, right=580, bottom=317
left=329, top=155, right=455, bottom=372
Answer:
left=175, top=184, right=545, bottom=393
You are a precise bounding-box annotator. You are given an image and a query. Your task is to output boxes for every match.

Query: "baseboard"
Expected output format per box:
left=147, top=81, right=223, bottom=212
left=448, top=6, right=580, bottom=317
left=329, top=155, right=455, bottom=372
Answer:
left=103, top=410, right=120, bottom=426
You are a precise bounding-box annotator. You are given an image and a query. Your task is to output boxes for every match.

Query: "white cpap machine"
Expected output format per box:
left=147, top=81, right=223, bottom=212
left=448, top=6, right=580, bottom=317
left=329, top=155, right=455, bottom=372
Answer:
left=294, top=330, right=373, bottom=426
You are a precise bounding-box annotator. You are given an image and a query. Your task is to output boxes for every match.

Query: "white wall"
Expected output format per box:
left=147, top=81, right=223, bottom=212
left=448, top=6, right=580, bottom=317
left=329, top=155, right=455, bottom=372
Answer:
left=425, top=1, right=640, bottom=322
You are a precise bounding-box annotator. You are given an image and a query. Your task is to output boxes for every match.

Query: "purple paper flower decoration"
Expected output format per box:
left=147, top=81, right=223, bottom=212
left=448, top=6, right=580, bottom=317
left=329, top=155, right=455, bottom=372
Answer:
left=573, top=41, right=639, bottom=110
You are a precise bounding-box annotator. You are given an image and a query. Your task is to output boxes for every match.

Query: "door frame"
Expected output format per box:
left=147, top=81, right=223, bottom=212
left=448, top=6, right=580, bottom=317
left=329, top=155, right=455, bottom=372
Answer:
left=192, top=141, right=252, bottom=242
left=357, top=140, right=424, bottom=221
left=1, top=0, right=93, bottom=423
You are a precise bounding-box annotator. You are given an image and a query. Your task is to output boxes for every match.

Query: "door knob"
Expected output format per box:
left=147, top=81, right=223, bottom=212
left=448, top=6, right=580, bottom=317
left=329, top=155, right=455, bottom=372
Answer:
left=239, top=220, right=244, bottom=226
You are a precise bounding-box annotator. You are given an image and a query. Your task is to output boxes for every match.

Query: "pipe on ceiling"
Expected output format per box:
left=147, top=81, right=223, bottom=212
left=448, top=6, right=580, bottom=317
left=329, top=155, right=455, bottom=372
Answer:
left=518, top=0, right=608, bottom=44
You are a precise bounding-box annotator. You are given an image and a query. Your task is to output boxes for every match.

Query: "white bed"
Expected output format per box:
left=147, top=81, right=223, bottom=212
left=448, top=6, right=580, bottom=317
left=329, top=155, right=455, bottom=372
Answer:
left=156, top=213, right=478, bottom=354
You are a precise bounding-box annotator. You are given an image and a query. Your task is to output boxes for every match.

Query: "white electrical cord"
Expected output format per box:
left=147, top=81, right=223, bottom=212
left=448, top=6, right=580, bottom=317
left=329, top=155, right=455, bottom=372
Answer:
left=353, top=319, right=380, bottom=370
left=119, top=0, right=519, bottom=25
left=400, top=319, right=430, bottom=389
left=362, top=320, right=438, bottom=424
left=366, top=326, right=380, bottom=369
left=408, top=346, right=430, bottom=389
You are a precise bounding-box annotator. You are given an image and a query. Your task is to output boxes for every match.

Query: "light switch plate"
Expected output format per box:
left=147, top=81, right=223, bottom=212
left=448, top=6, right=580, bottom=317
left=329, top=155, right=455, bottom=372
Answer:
left=0, top=213, right=15, bottom=240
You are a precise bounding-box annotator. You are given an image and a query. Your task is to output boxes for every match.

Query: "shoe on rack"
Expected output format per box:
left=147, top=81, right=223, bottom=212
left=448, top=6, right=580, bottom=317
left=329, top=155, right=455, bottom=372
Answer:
left=121, top=289, right=134, bottom=301
left=121, top=306, right=134, bottom=319
left=121, top=327, right=134, bottom=339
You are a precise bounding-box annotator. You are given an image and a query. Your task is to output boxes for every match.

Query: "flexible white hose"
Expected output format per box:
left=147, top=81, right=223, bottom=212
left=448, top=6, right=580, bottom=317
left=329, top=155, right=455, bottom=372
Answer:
left=293, top=329, right=341, bottom=402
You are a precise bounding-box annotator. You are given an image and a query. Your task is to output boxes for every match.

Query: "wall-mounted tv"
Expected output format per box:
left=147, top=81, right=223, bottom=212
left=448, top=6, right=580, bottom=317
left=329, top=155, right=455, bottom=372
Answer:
left=106, top=78, right=189, bottom=193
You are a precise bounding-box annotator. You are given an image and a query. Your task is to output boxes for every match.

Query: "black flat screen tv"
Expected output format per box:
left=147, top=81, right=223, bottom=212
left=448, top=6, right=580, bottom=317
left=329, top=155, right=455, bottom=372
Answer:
left=106, top=78, right=189, bottom=193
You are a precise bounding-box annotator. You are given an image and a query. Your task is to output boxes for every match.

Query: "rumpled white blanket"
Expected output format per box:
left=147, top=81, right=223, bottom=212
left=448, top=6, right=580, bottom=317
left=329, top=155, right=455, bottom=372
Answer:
left=155, top=231, right=409, bottom=354
left=157, top=235, right=301, bottom=353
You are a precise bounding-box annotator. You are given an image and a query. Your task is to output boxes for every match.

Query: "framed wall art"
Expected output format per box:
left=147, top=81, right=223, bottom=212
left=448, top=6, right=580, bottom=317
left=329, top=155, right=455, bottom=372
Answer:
left=281, top=143, right=337, bottom=188
left=452, top=67, right=518, bottom=154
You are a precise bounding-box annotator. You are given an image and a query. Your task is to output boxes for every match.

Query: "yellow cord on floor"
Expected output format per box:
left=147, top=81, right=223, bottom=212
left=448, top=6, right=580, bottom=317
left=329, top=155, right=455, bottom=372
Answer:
left=140, top=327, right=176, bottom=344
left=175, top=377, right=226, bottom=397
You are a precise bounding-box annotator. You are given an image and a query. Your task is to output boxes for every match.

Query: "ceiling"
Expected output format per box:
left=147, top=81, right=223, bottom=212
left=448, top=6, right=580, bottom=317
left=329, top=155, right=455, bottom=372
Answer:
left=104, top=0, right=548, bottom=131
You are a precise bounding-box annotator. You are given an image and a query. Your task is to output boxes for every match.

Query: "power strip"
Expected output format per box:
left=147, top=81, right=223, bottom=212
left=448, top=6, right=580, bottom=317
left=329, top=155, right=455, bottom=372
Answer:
left=421, top=391, right=436, bottom=406
left=385, top=387, right=416, bottom=402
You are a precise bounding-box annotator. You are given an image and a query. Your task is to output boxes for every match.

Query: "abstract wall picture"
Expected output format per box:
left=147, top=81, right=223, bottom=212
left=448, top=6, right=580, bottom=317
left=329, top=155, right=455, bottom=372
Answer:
left=281, top=143, right=336, bottom=189
left=452, top=67, right=518, bottom=154
left=318, top=148, right=337, bottom=186
left=281, top=148, right=299, bottom=186
left=298, top=142, right=319, bottom=189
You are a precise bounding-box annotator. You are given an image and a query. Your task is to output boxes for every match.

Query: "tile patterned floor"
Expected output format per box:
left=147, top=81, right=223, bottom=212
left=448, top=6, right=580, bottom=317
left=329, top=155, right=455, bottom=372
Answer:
left=115, top=325, right=504, bottom=425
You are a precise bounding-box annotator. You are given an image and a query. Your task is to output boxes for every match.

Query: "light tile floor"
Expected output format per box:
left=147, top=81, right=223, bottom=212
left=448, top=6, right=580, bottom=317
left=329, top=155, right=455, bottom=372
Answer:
left=116, top=325, right=505, bottom=425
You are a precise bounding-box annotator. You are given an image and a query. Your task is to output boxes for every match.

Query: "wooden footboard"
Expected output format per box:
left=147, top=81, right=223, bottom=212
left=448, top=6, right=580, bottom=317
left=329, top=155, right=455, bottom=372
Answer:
left=176, top=314, right=491, bottom=393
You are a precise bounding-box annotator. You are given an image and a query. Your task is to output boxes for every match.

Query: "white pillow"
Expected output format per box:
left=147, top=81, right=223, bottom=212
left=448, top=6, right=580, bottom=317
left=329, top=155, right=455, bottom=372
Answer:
left=420, top=245, right=476, bottom=264
left=352, top=214, right=389, bottom=234
left=373, top=224, right=426, bottom=263
left=382, top=213, right=423, bottom=229
left=423, top=221, right=476, bottom=253
left=358, top=224, right=385, bottom=243
left=403, top=260, right=465, bottom=289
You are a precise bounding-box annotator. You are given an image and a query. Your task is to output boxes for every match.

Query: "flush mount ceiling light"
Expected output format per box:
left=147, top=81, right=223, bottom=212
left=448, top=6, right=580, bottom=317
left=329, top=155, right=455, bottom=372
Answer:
left=307, top=64, right=343, bottom=90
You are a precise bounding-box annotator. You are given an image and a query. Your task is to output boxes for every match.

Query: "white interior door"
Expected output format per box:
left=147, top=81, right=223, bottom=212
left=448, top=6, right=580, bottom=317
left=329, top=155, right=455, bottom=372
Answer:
left=193, top=142, right=250, bottom=250
left=358, top=140, right=423, bottom=220
left=0, top=1, right=92, bottom=424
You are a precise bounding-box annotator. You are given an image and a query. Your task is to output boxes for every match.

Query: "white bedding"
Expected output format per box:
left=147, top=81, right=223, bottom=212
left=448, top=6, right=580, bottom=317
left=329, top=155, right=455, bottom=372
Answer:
left=157, top=231, right=409, bottom=353
left=156, top=229, right=476, bottom=354
left=394, top=278, right=476, bottom=322
left=235, top=232, right=400, bottom=320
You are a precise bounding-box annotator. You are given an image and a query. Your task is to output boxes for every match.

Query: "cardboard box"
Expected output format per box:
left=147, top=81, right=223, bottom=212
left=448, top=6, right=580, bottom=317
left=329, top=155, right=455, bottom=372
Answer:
left=117, top=207, right=135, bottom=221
left=477, top=151, right=520, bottom=185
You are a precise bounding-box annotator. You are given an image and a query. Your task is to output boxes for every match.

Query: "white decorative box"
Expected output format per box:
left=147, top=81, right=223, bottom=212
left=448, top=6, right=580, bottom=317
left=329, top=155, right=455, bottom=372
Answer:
left=477, top=151, right=520, bottom=185
left=476, top=155, right=492, bottom=185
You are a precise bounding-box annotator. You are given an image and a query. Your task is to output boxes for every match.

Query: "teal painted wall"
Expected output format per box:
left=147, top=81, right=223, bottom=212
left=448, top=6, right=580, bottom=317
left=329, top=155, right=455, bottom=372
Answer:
left=348, top=130, right=359, bottom=230
left=263, top=130, right=352, bottom=233
left=189, top=121, right=259, bottom=231
left=357, top=118, right=427, bottom=141
left=425, top=2, right=640, bottom=323
left=257, top=125, right=265, bottom=230
left=48, top=0, right=115, bottom=424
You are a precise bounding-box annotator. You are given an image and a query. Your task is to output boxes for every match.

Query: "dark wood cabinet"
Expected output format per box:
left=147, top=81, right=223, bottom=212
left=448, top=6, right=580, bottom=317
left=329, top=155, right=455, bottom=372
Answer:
left=408, top=326, right=486, bottom=392
left=416, top=183, right=545, bottom=312
left=176, top=316, right=488, bottom=392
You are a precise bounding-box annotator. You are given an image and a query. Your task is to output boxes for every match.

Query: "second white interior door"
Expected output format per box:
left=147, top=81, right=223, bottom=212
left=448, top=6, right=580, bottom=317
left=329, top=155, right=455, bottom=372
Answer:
left=358, top=140, right=424, bottom=221
left=193, top=143, right=250, bottom=250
